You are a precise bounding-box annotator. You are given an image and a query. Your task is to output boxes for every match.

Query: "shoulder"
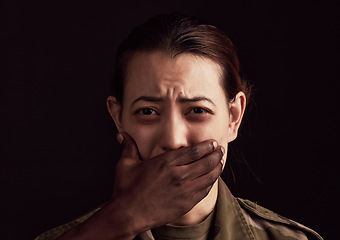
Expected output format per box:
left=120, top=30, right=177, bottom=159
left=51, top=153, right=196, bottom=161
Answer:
left=236, top=198, right=323, bottom=240
left=34, top=206, right=102, bottom=240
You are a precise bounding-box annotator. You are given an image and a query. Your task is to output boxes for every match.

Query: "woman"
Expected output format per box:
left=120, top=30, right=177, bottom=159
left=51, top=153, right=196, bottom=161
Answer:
left=36, top=13, right=323, bottom=240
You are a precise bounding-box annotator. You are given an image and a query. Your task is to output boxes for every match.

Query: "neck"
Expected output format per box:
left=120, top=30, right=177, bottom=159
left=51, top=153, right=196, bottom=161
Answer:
left=169, top=179, right=219, bottom=226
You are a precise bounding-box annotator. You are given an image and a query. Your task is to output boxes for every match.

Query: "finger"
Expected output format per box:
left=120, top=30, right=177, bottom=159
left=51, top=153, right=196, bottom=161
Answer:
left=178, top=146, right=224, bottom=180
left=187, top=160, right=223, bottom=196
left=117, top=132, right=140, bottom=164
left=169, top=140, right=218, bottom=166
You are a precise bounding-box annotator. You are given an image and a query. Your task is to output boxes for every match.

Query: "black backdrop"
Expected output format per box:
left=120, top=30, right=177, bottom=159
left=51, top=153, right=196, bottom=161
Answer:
left=2, top=0, right=339, bottom=239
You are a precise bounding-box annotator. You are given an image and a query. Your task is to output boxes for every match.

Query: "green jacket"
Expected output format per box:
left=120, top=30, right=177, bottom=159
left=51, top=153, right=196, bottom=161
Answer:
left=35, top=180, right=323, bottom=240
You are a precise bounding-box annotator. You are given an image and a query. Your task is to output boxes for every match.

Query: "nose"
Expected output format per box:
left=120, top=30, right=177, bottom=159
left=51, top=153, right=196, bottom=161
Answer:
left=159, top=113, right=188, bottom=151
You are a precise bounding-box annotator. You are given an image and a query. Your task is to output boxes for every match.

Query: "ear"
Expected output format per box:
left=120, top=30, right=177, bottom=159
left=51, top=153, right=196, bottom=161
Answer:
left=227, top=91, right=246, bottom=143
left=106, top=96, right=123, bottom=132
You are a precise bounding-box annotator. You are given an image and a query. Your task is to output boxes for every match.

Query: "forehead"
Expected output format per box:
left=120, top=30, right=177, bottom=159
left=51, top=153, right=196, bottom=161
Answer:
left=124, top=51, right=225, bottom=100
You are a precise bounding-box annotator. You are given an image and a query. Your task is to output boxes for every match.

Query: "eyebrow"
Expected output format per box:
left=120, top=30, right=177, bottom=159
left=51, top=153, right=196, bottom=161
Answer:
left=131, top=96, right=216, bottom=107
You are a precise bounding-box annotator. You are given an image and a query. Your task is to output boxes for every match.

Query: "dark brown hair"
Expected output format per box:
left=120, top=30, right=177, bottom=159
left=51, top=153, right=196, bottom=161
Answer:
left=111, top=13, right=251, bottom=105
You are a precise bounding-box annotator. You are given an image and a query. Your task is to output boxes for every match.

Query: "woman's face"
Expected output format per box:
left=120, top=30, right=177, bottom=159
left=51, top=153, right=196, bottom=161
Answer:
left=109, top=51, right=245, bottom=165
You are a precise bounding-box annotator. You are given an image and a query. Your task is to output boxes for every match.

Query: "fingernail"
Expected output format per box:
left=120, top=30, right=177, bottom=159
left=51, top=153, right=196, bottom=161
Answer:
left=221, top=146, right=225, bottom=155
left=116, top=133, right=124, bottom=144
left=213, top=141, right=218, bottom=150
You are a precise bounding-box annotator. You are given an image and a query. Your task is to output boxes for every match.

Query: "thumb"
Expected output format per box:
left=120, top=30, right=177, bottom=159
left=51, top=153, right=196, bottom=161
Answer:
left=117, top=132, right=140, bottom=162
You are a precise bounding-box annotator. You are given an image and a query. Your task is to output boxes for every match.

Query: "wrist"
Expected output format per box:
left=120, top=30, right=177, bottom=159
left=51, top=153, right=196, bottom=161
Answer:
left=101, top=196, right=151, bottom=239
left=58, top=198, right=145, bottom=240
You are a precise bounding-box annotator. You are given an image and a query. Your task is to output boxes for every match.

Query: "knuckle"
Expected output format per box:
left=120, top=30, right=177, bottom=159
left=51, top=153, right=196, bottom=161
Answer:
left=205, top=158, right=215, bottom=171
left=172, top=177, right=183, bottom=186
left=208, top=142, right=214, bottom=151
left=171, top=171, right=185, bottom=186
left=189, top=146, right=200, bottom=158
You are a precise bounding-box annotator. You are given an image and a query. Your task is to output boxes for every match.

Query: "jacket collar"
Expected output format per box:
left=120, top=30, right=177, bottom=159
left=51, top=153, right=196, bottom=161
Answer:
left=135, top=179, right=254, bottom=240
left=213, top=179, right=255, bottom=239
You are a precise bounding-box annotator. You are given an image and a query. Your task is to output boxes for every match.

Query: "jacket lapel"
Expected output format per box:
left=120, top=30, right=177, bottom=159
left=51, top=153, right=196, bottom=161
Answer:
left=135, top=179, right=255, bottom=240
left=211, top=179, right=255, bottom=240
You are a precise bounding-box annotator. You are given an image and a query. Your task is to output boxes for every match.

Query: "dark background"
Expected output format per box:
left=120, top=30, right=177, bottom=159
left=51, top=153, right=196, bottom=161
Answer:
left=2, top=0, right=339, bottom=239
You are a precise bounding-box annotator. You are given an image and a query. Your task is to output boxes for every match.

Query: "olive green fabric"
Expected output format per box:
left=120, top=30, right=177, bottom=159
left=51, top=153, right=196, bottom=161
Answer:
left=35, top=180, right=323, bottom=240
left=151, top=207, right=215, bottom=240
left=34, top=206, right=102, bottom=240
left=213, top=181, right=323, bottom=240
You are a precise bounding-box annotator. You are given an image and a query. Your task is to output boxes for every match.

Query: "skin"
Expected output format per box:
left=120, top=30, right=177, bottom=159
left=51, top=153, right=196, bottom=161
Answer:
left=109, top=51, right=245, bottom=224
left=114, top=51, right=246, bottom=159
left=57, top=51, right=246, bottom=240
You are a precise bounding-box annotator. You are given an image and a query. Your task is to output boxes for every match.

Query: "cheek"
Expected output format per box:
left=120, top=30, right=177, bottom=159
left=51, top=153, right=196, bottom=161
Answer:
left=212, top=117, right=230, bottom=168
left=188, top=124, right=228, bottom=147
left=122, top=121, right=159, bottom=160
left=190, top=113, right=229, bottom=143
left=120, top=110, right=152, bottom=160
left=120, top=109, right=230, bottom=161
left=188, top=115, right=229, bottom=169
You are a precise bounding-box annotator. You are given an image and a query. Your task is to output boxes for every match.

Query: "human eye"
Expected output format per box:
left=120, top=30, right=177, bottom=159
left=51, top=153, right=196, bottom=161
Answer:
left=185, top=107, right=213, bottom=122
left=187, top=107, right=212, bottom=115
left=134, top=108, right=158, bottom=115
left=133, top=107, right=160, bottom=124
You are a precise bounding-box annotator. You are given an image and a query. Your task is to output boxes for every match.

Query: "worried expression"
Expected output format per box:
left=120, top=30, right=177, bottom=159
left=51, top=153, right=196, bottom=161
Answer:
left=108, top=51, right=245, bottom=166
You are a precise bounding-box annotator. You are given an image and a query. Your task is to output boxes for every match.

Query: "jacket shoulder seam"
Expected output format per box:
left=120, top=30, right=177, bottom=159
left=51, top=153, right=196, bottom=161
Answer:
left=237, top=198, right=323, bottom=240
